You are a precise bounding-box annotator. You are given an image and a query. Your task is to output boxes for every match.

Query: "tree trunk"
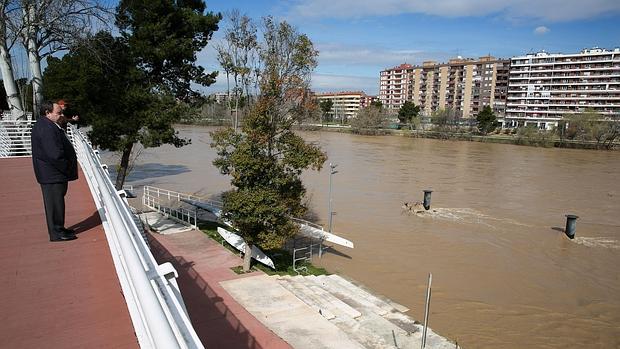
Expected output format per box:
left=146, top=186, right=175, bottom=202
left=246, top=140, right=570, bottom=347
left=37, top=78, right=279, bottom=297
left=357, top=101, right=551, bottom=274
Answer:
left=234, top=95, right=239, bottom=131
left=0, top=42, right=24, bottom=120
left=115, top=142, right=134, bottom=190
left=242, top=244, right=252, bottom=272
left=24, top=5, right=43, bottom=117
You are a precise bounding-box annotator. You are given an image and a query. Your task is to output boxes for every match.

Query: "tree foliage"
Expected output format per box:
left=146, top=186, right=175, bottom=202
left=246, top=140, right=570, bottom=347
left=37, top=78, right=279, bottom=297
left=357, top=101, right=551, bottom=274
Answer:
left=215, top=10, right=258, bottom=129
left=350, top=105, right=388, bottom=135
left=319, top=99, right=332, bottom=123
left=211, top=17, right=325, bottom=271
left=44, top=0, right=220, bottom=189
left=476, top=105, right=497, bottom=134
left=564, top=111, right=619, bottom=149
left=397, top=100, right=420, bottom=129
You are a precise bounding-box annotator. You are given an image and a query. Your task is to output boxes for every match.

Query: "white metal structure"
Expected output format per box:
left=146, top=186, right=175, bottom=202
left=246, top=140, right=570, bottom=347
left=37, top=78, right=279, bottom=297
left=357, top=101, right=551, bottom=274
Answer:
left=0, top=120, right=34, bottom=157
left=68, top=125, right=204, bottom=349
left=142, top=186, right=200, bottom=229
left=142, top=185, right=354, bottom=250
left=0, top=121, right=205, bottom=349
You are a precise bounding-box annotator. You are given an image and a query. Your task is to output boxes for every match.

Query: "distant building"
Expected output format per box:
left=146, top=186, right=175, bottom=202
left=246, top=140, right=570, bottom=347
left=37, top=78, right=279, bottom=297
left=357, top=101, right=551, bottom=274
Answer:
left=315, top=91, right=374, bottom=120
left=380, top=57, right=510, bottom=119
left=505, top=47, right=620, bottom=129
left=210, top=92, right=229, bottom=104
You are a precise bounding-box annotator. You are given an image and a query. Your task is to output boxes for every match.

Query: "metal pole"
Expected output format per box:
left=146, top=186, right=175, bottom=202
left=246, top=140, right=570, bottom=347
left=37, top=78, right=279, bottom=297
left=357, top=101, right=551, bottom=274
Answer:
left=324, top=163, right=338, bottom=258
left=422, top=273, right=432, bottom=349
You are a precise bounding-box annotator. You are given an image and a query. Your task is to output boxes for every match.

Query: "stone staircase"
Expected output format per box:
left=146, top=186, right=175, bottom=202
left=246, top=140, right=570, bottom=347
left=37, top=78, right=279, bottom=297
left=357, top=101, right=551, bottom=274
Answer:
left=273, top=274, right=456, bottom=349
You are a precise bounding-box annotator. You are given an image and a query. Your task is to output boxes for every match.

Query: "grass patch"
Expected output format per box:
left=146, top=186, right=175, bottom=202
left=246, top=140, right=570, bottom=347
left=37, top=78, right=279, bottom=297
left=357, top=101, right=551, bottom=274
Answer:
left=198, top=220, right=328, bottom=276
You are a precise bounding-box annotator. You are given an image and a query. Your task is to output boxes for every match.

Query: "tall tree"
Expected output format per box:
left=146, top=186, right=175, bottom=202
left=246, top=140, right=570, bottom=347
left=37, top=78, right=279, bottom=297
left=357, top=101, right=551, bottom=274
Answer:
left=19, top=0, right=110, bottom=117
left=44, top=0, right=220, bottom=189
left=476, top=105, right=497, bottom=134
left=211, top=17, right=325, bottom=272
left=397, top=100, right=420, bottom=130
left=319, top=99, right=332, bottom=124
left=0, top=0, right=24, bottom=119
left=216, top=10, right=259, bottom=130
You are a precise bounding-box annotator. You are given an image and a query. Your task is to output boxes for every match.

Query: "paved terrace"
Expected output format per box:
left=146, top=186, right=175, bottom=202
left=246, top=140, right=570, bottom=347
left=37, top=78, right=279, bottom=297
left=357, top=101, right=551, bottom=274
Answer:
left=0, top=157, right=290, bottom=349
left=0, top=157, right=137, bottom=348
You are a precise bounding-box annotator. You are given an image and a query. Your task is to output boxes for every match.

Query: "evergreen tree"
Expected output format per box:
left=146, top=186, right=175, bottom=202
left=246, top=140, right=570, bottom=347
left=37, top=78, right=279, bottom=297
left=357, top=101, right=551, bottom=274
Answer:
left=319, top=99, right=333, bottom=123
left=476, top=106, right=497, bottom=134
left=397, top=100, right=420, bottom=130
left=44, top=0, right=220, bottom=189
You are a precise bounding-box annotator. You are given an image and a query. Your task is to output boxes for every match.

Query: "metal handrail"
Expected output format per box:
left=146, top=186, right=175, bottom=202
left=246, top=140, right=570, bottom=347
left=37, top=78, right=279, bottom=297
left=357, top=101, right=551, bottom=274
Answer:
left=68, top=125, right=204, bottom=349
left=142, top=185, right=326, bottom=232
left=0, top=120, right=34, bottom=157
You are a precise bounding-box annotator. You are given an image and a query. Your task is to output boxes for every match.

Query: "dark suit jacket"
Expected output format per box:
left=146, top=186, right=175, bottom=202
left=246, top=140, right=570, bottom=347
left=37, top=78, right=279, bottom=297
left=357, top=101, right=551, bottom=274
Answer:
left=31, top=116, right=78, bottom=184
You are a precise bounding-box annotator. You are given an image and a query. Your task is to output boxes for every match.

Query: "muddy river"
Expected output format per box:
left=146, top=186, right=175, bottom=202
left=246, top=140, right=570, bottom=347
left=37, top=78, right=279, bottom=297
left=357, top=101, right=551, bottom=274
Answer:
left=104, top=125, right=620, bottom=348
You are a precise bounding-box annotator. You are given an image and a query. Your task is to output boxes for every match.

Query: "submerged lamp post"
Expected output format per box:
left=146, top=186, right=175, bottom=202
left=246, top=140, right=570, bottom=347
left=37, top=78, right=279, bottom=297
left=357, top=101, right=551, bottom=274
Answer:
left=323, top=163, right=338, bottom=258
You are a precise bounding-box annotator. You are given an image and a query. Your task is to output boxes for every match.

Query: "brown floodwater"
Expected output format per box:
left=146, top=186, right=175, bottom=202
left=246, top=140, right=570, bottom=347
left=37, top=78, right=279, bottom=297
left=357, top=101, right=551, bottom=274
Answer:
left=105, top=125, right=620, bottom=349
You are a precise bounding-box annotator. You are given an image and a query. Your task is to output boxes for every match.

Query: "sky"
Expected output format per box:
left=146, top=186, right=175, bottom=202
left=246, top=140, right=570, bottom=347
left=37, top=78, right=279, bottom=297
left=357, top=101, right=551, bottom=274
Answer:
left=197, top=0, right=620, bottom=96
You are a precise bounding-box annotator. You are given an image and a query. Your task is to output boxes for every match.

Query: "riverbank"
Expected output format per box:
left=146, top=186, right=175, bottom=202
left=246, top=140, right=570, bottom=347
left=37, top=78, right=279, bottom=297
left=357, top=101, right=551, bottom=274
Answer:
left=292, top=124, right=619, bottom=150
left=107, top=125, right=620, bottom=349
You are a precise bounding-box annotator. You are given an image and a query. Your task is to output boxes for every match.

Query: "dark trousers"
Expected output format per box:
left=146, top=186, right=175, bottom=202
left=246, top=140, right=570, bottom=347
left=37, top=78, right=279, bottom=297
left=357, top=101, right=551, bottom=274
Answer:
left=40, top=182, right=68, bottom=240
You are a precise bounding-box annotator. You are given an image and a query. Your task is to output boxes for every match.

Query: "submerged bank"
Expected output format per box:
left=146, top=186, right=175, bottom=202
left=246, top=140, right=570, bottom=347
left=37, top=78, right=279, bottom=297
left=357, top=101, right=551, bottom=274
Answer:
left=292, top=124, right=619, bottom=150
left=107, top=125, right=620, bottom=349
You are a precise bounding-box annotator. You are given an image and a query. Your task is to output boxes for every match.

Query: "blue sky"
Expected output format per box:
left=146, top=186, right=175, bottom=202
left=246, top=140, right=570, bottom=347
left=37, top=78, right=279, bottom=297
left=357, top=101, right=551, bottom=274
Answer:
left=174, top=1, right=620, bottom=95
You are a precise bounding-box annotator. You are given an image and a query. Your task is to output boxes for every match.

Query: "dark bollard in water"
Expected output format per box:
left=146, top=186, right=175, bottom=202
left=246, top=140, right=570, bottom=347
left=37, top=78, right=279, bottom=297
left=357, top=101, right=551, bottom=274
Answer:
left=565, top=214, right=579, bottom=239
left=423, top=190, right=433, bottom=210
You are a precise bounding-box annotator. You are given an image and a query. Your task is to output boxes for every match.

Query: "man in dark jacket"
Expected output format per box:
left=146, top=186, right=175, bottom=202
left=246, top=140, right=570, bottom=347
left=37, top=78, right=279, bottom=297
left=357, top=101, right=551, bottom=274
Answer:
left=31, top=100, right=79, bottom=242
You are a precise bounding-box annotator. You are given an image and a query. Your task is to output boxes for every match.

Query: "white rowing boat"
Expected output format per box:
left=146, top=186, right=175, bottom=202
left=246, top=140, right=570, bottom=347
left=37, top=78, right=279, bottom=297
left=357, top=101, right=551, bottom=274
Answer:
left=217, top=227, right=275, bottom=269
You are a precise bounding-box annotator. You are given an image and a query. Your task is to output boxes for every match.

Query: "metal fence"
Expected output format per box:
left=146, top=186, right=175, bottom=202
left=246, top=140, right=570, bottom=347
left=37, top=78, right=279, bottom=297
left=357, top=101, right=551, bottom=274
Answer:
left=0, top=120, right=34, bottom=157
left=67, top=125, right=204, bottom=349
left=142, top=186, right=201, bottom=229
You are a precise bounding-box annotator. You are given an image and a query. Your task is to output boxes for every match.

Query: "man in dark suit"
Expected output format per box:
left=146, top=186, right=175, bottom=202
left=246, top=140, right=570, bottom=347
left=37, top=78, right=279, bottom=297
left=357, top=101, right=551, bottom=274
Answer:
left=31, top=100, right=79, bottom=242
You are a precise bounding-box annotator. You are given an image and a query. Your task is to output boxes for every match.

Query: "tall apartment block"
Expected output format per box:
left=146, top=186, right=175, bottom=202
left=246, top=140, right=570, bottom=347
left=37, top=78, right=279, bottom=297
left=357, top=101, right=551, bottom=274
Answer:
left=315, top=91, right=377, bottom=120
left=379, top=56, right=510, bottom=118
left=505, top=48, right=620, bottom=129
left=379, top=57, right=509, bottom=119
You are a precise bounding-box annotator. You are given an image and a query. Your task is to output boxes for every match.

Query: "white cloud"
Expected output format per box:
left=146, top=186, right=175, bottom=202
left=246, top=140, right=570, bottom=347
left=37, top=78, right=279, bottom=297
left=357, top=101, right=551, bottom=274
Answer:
left=534, top=26, right=550, bottom=35
left=289, top=0, right=620, bottom=22
left=316, top=43, right=454, bottom=68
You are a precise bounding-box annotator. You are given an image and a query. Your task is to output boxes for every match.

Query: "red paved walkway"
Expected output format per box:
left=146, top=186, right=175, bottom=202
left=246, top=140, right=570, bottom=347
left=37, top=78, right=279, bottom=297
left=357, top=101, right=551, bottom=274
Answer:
left=149, top=229, right=292, bottom=349
left=0, top=157, right=137, bottom=348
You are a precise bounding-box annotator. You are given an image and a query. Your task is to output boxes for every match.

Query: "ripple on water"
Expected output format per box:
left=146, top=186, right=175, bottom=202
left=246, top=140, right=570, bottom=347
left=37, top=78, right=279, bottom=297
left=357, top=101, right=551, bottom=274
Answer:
left=410, top=207, right=533, bottom=229
left=573, top=237, right=620, bottom=250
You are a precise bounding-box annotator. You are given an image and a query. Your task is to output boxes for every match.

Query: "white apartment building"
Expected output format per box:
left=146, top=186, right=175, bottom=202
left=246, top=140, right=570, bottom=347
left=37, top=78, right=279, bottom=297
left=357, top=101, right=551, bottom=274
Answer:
left=506, top=48, right=620, bottom=129
left=315, top=91, right=375, bottom=120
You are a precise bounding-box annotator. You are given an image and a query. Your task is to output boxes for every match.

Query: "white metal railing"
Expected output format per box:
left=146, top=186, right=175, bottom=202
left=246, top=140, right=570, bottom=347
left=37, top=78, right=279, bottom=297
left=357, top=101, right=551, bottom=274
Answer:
left=142, top=186, right=199, bottom=229
left=0, top=120, right=35, bottom=157
left=68, top=125, right=204, bottom=349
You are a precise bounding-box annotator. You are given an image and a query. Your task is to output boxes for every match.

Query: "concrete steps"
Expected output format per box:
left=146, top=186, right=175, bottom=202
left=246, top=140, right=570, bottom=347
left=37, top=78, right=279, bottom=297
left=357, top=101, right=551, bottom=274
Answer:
left=271, top=274, right=457, bottom=349
left=277, top=275, right=336, bottom=320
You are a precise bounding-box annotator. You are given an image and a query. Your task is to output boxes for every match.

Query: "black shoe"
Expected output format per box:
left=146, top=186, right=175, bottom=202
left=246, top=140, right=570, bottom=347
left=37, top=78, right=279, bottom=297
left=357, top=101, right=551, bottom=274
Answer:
left=62, top=228, right=76, bottom=235
left=50, top=233, right=78, bottom=242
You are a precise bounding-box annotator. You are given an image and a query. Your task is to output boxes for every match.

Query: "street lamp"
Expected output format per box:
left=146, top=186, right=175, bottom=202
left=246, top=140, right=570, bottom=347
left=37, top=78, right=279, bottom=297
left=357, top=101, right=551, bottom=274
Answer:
left=328, top=163, right=338, bottom=234
left=321, top=163, right=338, bottom=258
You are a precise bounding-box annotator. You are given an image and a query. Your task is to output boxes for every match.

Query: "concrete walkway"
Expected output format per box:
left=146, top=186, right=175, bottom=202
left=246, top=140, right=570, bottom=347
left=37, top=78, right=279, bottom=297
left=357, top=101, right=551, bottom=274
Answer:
left=148, top=228, right=291, bottom=349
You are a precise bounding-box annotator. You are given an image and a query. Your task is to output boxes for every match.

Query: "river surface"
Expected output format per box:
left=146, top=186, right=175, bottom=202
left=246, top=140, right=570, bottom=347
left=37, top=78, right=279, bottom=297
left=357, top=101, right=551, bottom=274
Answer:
left=105, top=125, right=620, bottom=349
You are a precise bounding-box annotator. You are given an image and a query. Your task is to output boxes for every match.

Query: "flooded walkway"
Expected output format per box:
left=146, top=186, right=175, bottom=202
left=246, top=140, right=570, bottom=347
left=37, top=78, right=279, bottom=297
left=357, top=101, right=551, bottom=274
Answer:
left=107, top=126, right=620, bottom=349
